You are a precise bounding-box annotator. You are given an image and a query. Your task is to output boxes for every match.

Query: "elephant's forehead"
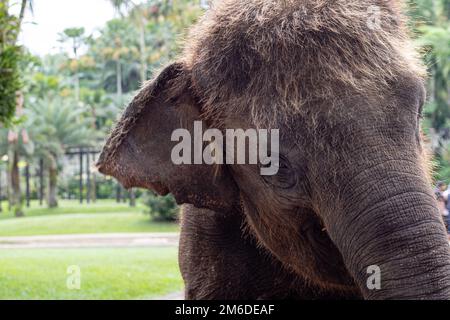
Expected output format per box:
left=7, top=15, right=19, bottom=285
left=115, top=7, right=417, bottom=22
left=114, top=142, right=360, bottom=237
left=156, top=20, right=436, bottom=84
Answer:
left=186, top=0, right=425, bottom=129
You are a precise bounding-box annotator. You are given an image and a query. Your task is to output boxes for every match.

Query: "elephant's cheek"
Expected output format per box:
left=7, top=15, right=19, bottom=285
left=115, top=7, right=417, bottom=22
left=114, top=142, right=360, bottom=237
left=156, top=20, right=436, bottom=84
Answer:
left=240, top=193, right=357, bottom=291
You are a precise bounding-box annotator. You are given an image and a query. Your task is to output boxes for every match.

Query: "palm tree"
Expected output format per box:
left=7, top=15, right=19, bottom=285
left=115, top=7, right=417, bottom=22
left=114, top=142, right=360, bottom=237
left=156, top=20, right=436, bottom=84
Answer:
left=27, top=97, right=95, bottom=208
left=109, top=0, right=151, bottom=83
left=91, top=19, right=139, bottom=104
left=58, top=27, right=86, bottom=102
left=0, top=121, right=34, bottom=217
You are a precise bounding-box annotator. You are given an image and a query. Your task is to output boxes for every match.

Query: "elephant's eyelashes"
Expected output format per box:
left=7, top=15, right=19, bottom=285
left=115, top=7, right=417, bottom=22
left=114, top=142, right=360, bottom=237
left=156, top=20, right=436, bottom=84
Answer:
left=262, top=155, right=297, bottom=189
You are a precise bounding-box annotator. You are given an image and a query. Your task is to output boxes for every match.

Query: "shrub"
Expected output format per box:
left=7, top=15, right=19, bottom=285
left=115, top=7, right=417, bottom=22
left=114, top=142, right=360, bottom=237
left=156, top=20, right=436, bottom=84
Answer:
left=144, top=192, right=179, bottom=222
left=0, top=2, right=21, bottom=125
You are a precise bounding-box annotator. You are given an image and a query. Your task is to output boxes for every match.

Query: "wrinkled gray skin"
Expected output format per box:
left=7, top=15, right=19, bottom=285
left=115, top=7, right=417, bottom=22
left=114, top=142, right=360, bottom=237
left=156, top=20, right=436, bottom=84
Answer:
left=98, top=0, right=450, bottom=299
left=180, top=204, right=361, bottom=299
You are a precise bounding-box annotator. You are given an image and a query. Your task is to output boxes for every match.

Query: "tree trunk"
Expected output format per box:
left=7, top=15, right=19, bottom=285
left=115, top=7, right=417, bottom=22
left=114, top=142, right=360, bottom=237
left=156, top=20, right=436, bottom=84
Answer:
left=18, top=0, right=28, bottom=26
left=25, top=162, right=30, bottom=207
left=12, top=0, right=28, bottom=43
left=116, top=183, right=121, bottom=203
left=86, top=152, right=91, bottom=204
left=129, top=188, right=136, bottom=207
left=9, top=150, right=23, bottom=217
left=7, top=169, right=11, bottom=211
left=92, top=167, right=97, bottom=203
left=47, top=157, right=58, bottom=208
left=122, top=186, right=127, bottom=203
left=0, top=168, right=3, bottom=213
left=39, top=158, right=44, bottom=206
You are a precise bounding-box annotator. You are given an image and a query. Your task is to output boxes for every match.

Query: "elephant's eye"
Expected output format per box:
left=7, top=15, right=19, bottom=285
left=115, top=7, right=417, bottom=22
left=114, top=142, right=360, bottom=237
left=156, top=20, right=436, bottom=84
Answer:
left=261, top=154, right=297, bottom=189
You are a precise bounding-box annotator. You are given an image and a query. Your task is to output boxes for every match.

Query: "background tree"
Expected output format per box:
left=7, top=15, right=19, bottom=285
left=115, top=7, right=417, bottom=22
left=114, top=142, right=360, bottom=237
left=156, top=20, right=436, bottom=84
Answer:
left=91, top=19, right=140, bottom=105
left=409, top=0, right=450, bottom=181
left=109, top=0, right=149, bottom=83
left=0, top=0, right=32, bottom=217
left=0, top=0, right=21, bottom=125
left=27, top=98, right=94, bottom=208
left=58, top=27, right=86, bottom=101
left=0, top=119, right=34, bottom=216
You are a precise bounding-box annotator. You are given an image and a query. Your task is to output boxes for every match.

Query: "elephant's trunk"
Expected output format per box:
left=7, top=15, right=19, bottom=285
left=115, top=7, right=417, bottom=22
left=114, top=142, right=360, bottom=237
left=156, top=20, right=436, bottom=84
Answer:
left=323, top=160, right=450, bottom=299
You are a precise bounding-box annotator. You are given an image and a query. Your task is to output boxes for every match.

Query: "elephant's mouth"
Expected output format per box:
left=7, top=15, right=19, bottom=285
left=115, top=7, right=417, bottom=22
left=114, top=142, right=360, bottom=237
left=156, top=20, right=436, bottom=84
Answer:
left=118, top=177, right=170, bottom=197
left=96, top=160, right=170, bottom=196
left=147, top=181, right=170, bottom=196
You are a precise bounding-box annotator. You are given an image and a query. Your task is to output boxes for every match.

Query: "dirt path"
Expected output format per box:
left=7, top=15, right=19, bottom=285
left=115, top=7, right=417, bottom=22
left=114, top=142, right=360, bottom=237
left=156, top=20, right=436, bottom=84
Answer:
left=154, top=291, right=184, bottom=300
left=0, top=233, right=179, bottom=249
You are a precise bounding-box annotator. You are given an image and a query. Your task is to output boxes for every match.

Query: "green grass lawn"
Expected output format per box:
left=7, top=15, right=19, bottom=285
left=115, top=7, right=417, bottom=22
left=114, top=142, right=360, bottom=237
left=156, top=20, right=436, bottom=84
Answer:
left=0, top=199, right=143, bottom=220
left=0, top=199, right=182, bottom=300
left=0, top=247, right=183, bottom=300
left=0, top=199, right=179, bottom=236
left=0, top=212, right=179, bottom=236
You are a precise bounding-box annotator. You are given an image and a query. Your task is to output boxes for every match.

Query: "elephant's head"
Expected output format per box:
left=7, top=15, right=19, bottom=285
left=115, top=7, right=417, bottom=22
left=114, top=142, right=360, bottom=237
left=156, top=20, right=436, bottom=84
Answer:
left=98, top=0, right=450, bottom=299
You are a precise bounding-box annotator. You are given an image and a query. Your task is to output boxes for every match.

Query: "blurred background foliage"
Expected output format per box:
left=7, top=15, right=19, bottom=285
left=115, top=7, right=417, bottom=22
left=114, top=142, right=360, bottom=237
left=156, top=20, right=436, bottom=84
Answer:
left=0, top=0, right=22, bottom=125
left=407, top=0, right=450, bottom=181
left=0, top=0, right=448, bottom=220
left=144, top=193, right=179, bottom=222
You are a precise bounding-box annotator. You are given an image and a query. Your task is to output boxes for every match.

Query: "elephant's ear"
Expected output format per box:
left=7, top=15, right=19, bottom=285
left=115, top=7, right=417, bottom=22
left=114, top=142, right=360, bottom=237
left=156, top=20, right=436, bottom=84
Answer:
left=97, top=63, right=240, bottom=213
left=97, top=62, right=193, bottom=173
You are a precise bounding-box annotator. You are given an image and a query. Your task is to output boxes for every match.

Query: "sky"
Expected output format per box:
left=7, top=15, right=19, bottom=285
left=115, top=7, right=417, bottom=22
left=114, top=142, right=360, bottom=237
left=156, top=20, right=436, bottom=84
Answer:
left=14, top=0, right=116, bottom=56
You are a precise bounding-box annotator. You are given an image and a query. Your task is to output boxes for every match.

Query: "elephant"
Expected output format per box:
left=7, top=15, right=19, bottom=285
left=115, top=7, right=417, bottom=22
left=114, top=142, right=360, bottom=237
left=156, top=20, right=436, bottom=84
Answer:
left=97, top=0, right=450, bottom=299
